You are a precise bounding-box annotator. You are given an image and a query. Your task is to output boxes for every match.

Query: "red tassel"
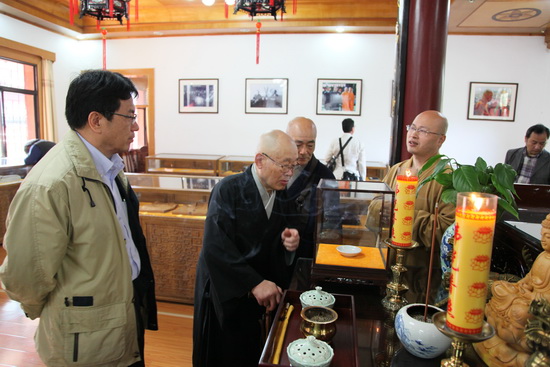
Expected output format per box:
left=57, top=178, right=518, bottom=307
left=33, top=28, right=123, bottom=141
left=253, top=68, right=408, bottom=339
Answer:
left=293, top=0, right=297, bottom=14
left=69, top=0, right=74, bottom=25
left=101, top=29, right=108, bottom=70
left=281, top=8, right=283, bottom=21
left=96, top=19, right=100, bottom=30
left=135, top=0, right=139, bottom=21
left=225, top=3, right=228, bottom=19
left=127, top=3, right=131, bottom=30
left=109, top=0, right=114, bottom=17
left=256, top=22, right=261, bottom=65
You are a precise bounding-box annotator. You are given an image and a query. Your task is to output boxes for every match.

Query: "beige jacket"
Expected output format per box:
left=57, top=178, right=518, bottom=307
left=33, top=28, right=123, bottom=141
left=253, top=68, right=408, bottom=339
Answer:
left=0, top=131, right=141, bottom=366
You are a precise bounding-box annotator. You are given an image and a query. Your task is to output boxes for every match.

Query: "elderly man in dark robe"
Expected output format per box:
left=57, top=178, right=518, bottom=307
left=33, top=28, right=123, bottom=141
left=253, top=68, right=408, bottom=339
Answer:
left=192, top=130, right=300, bottom=367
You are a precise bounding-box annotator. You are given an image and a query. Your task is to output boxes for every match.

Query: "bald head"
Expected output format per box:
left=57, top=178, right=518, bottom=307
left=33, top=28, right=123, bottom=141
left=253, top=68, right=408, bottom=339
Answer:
left=255, top=130, right=298, bottom=192
left=286, top=117, right=317, bottom=166
left=406, top=110, right=448, bottom=167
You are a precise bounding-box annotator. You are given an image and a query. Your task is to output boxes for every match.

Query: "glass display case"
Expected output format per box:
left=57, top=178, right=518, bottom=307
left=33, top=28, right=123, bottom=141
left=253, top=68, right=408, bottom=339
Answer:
left=145, top=153, right=224, bottom=176
left=218, top=155, right=254, bottom=176
left=126, top=173, right=222, bottom=304
left=311, top=179, right=394, bottom=286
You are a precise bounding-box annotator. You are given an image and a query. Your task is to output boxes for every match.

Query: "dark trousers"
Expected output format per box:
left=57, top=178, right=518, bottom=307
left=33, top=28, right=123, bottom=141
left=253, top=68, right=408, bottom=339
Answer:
left=130, top=279, right=146, bottom=367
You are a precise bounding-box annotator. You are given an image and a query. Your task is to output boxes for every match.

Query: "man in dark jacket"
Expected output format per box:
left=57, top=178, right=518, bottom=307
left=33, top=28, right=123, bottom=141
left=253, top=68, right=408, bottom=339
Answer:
left=23, top=139, right=55, bottom=165
left=193, top=130, right=300, bottom=367
left=505, top=124, right=550, bottom=184
left=286, top=117, right=335, bottom=259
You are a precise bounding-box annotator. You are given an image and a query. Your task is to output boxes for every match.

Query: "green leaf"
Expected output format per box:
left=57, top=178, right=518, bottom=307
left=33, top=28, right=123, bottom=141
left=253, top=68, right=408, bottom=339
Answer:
left=452, top=165, right=482, bottom=192
left=474, top=157, right=488, bottom=172
left=477, top=170, right=490, bottom=186
left=434, top=172, right=453, bottom=187
left=498, top=197, right=519, bottom=219
left=493, top=163, right=517, bottom=194
left=441, top=188, right=458, bottom=205
left=419, top=154, right=444, bottom=176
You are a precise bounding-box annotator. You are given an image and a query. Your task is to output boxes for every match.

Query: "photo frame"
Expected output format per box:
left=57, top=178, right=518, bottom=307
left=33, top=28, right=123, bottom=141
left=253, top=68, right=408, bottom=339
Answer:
left=245, top=78, right=288, bottom=114
left=178, top=79, right=219, bottom=113
left=316, top=79, right=362, bottom=116
left=467, top=82, right=518, bottom=121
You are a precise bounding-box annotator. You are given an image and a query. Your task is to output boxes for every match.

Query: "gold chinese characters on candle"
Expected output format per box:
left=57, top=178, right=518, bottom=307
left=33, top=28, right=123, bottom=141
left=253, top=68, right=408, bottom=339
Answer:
left=446, top=192, right=497, bottom=335
left=392, top=167, right=418, bottom=247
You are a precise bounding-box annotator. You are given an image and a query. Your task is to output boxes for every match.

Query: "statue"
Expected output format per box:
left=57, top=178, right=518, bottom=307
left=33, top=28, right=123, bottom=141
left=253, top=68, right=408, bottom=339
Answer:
left=474, top=213, right=550, bottom=367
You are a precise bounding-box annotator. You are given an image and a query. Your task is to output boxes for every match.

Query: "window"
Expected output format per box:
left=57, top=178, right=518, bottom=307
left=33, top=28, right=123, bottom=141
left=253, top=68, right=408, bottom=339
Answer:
left=0, top=58, right=38, bottom=162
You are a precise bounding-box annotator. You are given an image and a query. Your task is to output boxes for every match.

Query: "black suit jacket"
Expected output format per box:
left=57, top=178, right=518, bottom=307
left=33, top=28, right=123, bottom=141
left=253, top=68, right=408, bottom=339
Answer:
left=505, top=147, right=550, bottom=185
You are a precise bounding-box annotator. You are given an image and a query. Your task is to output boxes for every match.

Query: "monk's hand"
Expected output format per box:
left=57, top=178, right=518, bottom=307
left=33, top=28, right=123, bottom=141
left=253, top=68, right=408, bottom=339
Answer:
left=281, top=228, right=299, bottom=252
left=251, top=280, right=283, bottom=311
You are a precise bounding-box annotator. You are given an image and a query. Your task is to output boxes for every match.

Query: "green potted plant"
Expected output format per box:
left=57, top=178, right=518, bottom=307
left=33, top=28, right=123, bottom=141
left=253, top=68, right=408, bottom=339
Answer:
left=418, top=154, right=519, bottom=221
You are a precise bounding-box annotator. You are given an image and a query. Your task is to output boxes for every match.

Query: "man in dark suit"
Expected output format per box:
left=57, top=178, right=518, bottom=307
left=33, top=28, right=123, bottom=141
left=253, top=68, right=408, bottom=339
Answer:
left=505, top=124, right=550, bottom=185
left=286, top=117, right=335, bottom=260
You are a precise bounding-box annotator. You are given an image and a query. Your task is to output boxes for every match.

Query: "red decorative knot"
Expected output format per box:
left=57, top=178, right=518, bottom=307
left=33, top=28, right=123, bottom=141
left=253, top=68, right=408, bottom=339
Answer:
left=471, top=255, right=490, bottom=271
left=404, top=184, right=416, bottom=194
left=468, top=282, right=487, bottom=297
left=465, top=308, right=484, bottom=324
left=101, top=29, right=108, bottom=37
left=473, top=227, right=494, bottom=244
left=404, top=200, right=414, bottom=210
left=402, top=216, right=413, bottom=225
left=256, top=22, right=262, bottom=31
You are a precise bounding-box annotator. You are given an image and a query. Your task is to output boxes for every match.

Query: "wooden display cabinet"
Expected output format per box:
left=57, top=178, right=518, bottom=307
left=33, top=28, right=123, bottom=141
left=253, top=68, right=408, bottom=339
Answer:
left=218, top=155, right=254, bottom=176
left=145, top=153, right=224, bottom=176
left=127, top=173, right=222, bottom=304
left=365, top=161, right=388, bottom=181
left=312, top=179, right=394, bottom=286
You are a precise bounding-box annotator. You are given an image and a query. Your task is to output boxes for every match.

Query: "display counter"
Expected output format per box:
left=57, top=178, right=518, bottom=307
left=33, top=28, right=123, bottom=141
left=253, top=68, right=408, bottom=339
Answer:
left=145, top=153, right=224, bottom=176
left=127, top=173, right=222, bottom=304
left=218, top=155, right=253, bottom=176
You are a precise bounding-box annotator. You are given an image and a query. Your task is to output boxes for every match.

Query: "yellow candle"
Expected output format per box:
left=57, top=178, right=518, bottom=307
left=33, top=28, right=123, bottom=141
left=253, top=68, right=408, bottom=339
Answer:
left=391, top=167, right=418, bottom=247
left=446, top=192, right=497, bottom=334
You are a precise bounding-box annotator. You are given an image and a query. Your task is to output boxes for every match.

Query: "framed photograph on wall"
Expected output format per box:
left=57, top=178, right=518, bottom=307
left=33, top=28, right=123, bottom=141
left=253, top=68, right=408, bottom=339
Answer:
left=245, top=78, right=288, bottom=114
left=467, top=82, right=518, bottom=121
left=316, top=79, right=362, bottom=116
left=179, top=79, right=219, bottom=113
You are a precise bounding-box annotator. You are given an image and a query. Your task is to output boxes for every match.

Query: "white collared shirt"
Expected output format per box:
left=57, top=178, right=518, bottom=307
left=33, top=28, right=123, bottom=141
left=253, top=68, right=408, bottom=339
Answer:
left=78, top=134, right=141, bottom=280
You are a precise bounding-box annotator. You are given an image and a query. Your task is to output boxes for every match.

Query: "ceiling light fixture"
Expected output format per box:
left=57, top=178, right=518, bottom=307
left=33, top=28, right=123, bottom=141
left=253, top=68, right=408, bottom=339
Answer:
left=69, top=0, right=135, bottom=30
left=202, top=0, right=215, bottom=6
left=233, top=0, right=291, bottom=20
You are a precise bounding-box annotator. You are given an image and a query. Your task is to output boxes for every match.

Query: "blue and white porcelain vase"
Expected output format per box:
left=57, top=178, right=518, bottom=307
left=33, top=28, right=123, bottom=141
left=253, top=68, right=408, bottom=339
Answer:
left=434, top=222, right=455, bottom=305
left=395, top=303, right=451, bottom=359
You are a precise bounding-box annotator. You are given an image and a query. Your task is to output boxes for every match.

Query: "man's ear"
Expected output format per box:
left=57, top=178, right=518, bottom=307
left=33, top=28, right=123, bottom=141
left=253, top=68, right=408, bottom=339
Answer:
left=254, top=153, right=264, bottom=169
left=87, top=111, right=104, bottom=133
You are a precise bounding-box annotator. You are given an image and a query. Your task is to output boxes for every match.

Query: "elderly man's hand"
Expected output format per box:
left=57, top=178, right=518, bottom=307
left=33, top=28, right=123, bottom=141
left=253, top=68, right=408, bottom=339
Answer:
left=251, top=280, right=283, bottom=311
left=281, top=228, right=299, bottom=252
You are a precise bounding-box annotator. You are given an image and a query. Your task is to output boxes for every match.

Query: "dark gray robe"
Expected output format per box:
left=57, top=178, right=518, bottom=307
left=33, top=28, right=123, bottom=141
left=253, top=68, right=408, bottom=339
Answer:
left=192, top=168, right=294, bottom=367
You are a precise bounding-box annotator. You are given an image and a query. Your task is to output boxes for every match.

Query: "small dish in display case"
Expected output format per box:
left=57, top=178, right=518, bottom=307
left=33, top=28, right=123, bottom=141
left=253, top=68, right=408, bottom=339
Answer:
left=145, top=153, right=224, bottom=176
left=312, top=179, right=394, bottom=286
left=218, top=155, right=254, bottom=176
left=336, top=245, right=362, bottom=257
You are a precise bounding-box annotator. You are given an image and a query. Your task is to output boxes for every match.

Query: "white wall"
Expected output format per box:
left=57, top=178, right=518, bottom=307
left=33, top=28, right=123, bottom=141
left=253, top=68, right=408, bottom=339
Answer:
left=2, top=14, right=550, bottom=168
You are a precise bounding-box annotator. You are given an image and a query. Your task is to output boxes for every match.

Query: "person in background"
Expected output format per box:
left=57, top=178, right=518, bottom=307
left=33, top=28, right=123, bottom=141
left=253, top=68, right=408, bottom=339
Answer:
left=369, top=110, right=455, bottom=304
left=325, top=118, right=365, bottom=180
left=193, top=130, right=300, bottom=367
left=23, top=139, right=55, bottom=165
left=286, top=117, right=335, bottom=260
left=505, top=124, right=550, bottom=185
left=0, top=70, right=158, bottom=366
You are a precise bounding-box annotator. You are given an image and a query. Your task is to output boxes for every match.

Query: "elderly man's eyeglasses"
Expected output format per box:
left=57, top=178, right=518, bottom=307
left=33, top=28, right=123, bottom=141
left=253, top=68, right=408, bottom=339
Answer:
left=262, top=153, right=298, bottom=172
left=113, top=112, right=138, bottom=122
left=406, top=124, right=444, bottom=137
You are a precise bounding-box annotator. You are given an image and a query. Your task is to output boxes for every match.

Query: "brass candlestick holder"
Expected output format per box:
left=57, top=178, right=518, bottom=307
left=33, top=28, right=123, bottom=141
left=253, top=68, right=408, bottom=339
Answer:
left=433, top=311, right=495, bottom=367
left=381, top=239, right=420, bottom=311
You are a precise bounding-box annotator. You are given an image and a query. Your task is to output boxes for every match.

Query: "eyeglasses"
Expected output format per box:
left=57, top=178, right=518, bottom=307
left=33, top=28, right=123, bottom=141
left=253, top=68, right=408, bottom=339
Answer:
left=262, top=153, right=298, bottom=173
left=406, top=124, right=444, bottom=137
left=113, top=112, right=138, bottom=122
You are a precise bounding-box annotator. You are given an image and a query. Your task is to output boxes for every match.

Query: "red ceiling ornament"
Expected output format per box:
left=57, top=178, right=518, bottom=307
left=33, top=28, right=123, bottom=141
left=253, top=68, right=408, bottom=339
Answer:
left=101, top=28, right=108, bottom=70
left=69, top=0, right=138, bottom=29
left=256, top=21, right=261, bottom=64
left=233, top=0, right=292, bottom=20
